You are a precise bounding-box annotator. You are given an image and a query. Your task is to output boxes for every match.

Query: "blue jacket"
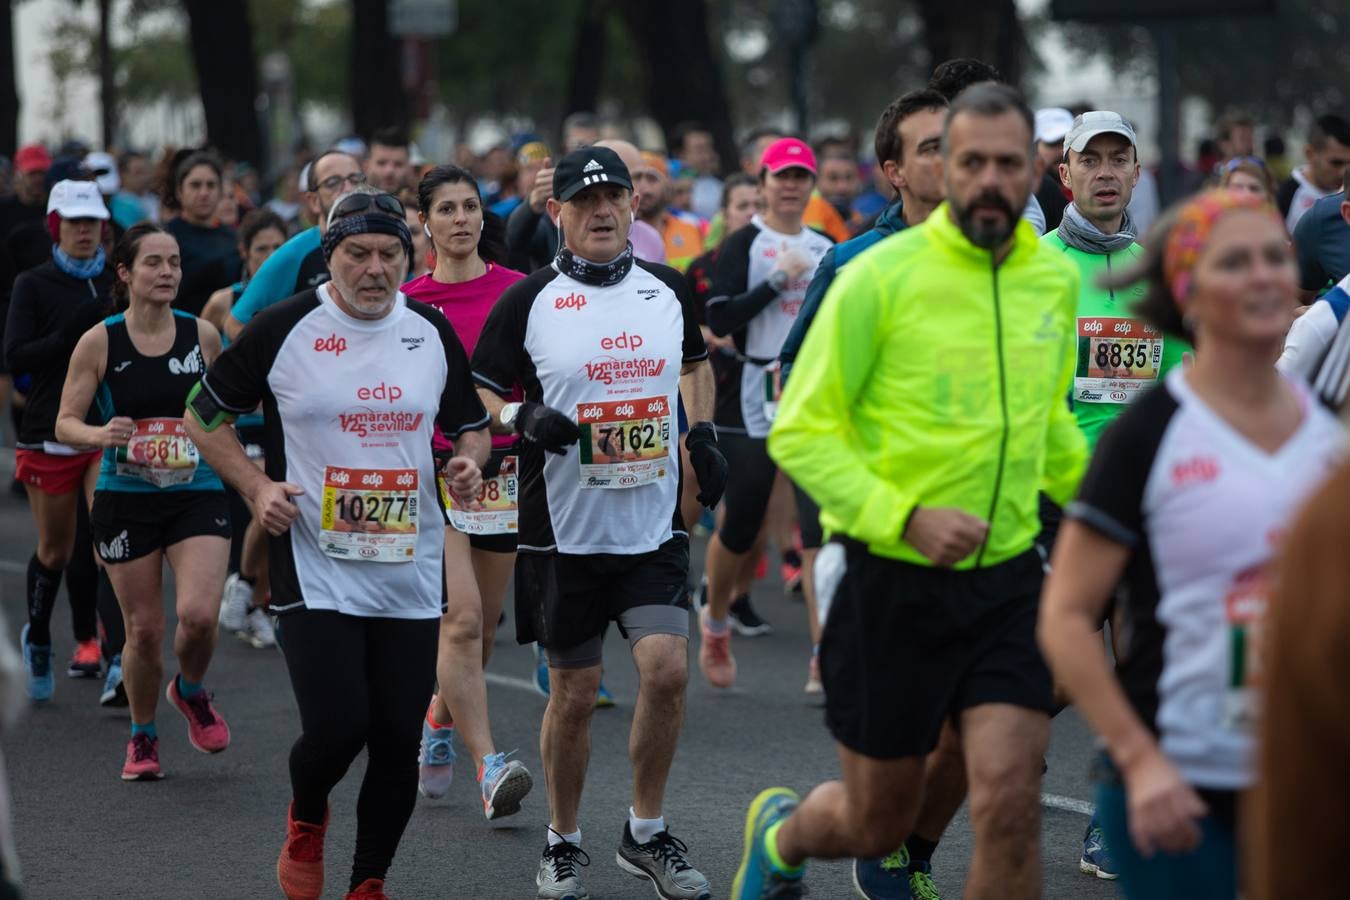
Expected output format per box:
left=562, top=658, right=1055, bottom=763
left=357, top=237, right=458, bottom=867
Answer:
left=779, top=199, right=907, bottom=377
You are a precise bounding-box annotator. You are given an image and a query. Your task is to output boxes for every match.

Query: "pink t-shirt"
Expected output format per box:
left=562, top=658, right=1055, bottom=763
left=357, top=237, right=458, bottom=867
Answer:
left=405, top=262, right=526, bottom=450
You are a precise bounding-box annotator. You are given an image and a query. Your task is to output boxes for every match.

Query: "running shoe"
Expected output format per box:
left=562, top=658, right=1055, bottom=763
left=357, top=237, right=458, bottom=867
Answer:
left=616, top=822, right=712, bottom=900
left=595, top=682, right=616, bottom=709
left=120, top=733, right=163, bottom=781
left=67, top=638, right=102, bottom=678
left=534, top=643, right=551, bottom=697
left=479, top=750, right=533, bottom=820
left=166, top=677, right=231, bottom=753
left=1079, top=819, right=1118, bottom=880
left=537, top=837, right=590, bottom=900
left=729, top=594, right=772, bottom=637
left=909, top=860, right=941, bottom=900
left=731, top=787, right=804, bottom=899
left=100, top=653, right=127, bottom=707
left=852, top=848, right=910, bottom=899
left=345, top=879, right=389, bottom=899
left=754, top=553, right=768, bottom=581
left=804, top=654, right=822, bottom=695
left=218, top=572, right=250, bottom=633
left=20, top=624, right=53, bottom=701
left=418, top=713, right=455, bottom=800
left=780, top=561, right=803, bottom=593
left=277, top=803, right=327, bottom=900
left=241, top=607, right=277, bottom=648
left=698, top=610, right=736, bottom=689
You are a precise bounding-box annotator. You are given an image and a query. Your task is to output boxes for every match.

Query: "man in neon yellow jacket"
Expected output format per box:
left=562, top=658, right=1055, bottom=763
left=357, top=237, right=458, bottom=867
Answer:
left=731, top=83, right=1087, bottom=900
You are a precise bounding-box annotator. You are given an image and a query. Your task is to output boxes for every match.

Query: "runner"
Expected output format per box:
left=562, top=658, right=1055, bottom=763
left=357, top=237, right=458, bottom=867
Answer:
left=699, top=137, right=832, bottom=689
left=402, top=164, right=534, bottom=816
left=203, top=208, right=288, bottom=649
left=1274, top=114, right=1350, bottom=233
left=5, top=180, right=116, bottom=700
left=1039, top=189, right=1344, bottom=900
left=163, top=151, right=240, bottom=317
left=470, top=146, right=725, bottom=900
left=54, top=222, right=233, bottom=781
left=733, top=83, right=1086, bottom=900
left=634, top=152, right=705, bottom=272
left=185, top=188, right=490, bottom=900
left=365, top=128, right=412, bottom=194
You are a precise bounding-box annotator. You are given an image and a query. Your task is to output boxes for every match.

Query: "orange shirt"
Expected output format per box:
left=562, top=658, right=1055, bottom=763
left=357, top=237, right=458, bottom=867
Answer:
left=661, top=215, right=705, bottom=272
left=804, top=193, right=851, bottom=243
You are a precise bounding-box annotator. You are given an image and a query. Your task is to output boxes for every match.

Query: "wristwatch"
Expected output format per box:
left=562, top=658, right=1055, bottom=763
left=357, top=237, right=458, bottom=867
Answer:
left=767, top=269, right=790, bottom=292
left=500, top=402, right=522, bottom=429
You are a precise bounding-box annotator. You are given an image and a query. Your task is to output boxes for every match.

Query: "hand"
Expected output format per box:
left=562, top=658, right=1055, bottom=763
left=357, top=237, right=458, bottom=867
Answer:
left=1121, top=746, right=1208, bottom=858
left=773, top=245, right=814, bottom=282
left=442, top=456, right=484, bottom=509
left=528, top=160, right=554, bottom=214
left=515, top=401, right=579, bottom=454
left=250, top=481, right=305, bottom=536
left=902, top=507, right=989, bottom=567
left=685, top=422, right=728, bottom=507
left=100, top=416, right=136, bottom=448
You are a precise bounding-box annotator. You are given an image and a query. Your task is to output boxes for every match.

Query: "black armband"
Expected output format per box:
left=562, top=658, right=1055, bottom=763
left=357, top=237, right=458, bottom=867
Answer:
left=186, top=381, right=236, bottom=433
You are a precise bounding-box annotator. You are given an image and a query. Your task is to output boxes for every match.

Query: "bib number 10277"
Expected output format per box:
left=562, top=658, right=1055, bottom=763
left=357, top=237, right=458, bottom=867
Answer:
left=318, top=466, right=419, bottom=563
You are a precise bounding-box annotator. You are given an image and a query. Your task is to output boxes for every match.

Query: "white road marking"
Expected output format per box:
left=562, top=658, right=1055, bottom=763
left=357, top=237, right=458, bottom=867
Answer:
left=485, top=671, right=543, bottom=694
left=1042, top=793, right=1095, bottom=816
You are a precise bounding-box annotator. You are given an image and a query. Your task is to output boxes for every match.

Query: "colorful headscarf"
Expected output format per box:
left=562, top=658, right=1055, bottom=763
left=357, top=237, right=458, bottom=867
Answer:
left=1163, top=189, right=1282, bottom=308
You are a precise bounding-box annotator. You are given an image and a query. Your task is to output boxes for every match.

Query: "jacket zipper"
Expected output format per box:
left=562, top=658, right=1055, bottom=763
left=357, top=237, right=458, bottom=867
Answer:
left=1105, top=252, right=1114, bottom=302
left=975, top=258, right=1011, bottom=568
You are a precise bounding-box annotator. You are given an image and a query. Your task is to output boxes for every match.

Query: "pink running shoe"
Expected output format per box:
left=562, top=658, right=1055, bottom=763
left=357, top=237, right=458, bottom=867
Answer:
left=698, top=610, right=737, bottom=689
left=121, top=733, right=164, bottom=781
left=167, top=677, right=231, bottom=753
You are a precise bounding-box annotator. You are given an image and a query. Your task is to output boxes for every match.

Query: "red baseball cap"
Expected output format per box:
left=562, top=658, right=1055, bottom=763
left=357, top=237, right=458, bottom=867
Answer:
left=759, top=138, right=817, bottom=176
left=14, top=143, right=52, bottom=174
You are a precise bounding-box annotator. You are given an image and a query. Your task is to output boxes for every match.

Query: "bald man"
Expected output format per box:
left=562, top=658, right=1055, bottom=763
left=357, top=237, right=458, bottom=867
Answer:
left=594, top=139, right=668, bottom=264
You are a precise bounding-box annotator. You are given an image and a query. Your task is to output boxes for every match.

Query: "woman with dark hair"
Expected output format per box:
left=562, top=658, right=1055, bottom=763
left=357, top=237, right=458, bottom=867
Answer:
left=55, top=222, right=233, bottom=781
left=402, top=164, right=534, bottom=817
left=164, top=151, right=241, bottom=317
left=4, top=180, right=119, bottom=701
left=1038, top=190, right=1345, bottom=899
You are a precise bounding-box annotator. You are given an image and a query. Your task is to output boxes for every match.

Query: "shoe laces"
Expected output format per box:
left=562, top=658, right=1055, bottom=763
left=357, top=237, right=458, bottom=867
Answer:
left=481, top=748, right=518, bottom=784
left=183, top=691, right=219, bottom=728
left=542, top=833, right=590, bottom=879
left=288, top=822, right=325, bottom=862
left=29, top=645, right=50, bottom=676
left=910, top=869, right=941, bottom=900
left=880, top=847, right=910, bottom=872
left=636, top=830, right=694, bottom=874
left=129, top=734, right=156, bottom=762
left=702, top=624, right=731, bottom=660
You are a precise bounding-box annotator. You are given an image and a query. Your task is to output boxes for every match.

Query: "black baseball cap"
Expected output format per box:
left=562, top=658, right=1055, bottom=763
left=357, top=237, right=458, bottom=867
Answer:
left=553, top=147, right=633, bottom=202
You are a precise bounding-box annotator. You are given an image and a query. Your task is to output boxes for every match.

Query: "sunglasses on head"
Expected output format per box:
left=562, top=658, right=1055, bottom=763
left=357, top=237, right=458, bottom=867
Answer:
left=1222, top=155, right=1266, bottom=172
left=330, top=191, right=405, bottom=223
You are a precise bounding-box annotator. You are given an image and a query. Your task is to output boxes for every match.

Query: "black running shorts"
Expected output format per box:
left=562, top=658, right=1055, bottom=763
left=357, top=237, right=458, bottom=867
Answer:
left=818, top=538, right=1052, bottom=760
left=91, top=490, right=231, bottom=564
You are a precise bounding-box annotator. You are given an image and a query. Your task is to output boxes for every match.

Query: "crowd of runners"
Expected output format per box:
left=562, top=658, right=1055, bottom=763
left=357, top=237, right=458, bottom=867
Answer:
left=0, top=55, right=1346, bottom=900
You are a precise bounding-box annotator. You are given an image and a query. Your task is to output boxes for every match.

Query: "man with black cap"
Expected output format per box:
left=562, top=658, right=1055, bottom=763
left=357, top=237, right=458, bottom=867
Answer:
left=472, top=146, right=726, bottom=900
left=186, top=185, right=491, bottom=900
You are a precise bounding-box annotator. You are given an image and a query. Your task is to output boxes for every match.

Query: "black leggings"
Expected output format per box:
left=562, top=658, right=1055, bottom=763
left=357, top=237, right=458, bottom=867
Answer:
left=716, top=432, right=778, bottom=554
left=277, top=608, right=439, bottom=890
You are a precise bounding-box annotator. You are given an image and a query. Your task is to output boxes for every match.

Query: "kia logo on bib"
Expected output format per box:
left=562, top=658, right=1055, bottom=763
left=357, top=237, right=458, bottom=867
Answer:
left=315, top=334, right=348, bottom=356
left=600, top=332, right=643, bottom=351
left=357, top=383, right=403, bottom=403
left=555, top=293, right=586, bottom=311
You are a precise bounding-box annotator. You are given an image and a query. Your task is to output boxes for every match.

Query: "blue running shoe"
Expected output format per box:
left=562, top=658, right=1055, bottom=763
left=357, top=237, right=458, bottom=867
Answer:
left=1080, top=818, right=1118, bottom=880
left=478, top=750, right=532, bottom=820
left=853, top=848, right=911, bottom=899
left=418, top=714, right=456, bottom=799
left=100, top=653, right=127, bottom=707
left=595, top=682, right=616, bottom=709
left=20, top=624, right=52, bottom=702
left=534, top=644, right=550, bottom=697
left=731, top=787, right=804, bottom=899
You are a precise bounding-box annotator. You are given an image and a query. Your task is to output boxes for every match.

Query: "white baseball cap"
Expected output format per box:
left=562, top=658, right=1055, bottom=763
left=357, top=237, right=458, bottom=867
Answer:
left=46, top=179, right=110, bottom=220
left=1034, top=108, right=1074, bottom=145
left=83, top=151, right=120, bottom=195
left=1064, top=111, right=1138, bottom=156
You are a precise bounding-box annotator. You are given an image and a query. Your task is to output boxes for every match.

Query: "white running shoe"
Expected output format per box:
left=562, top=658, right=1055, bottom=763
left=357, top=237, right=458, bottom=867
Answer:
left=219, top=573, right=250, bottom=633
left=241, top=607, right=276, bottom=648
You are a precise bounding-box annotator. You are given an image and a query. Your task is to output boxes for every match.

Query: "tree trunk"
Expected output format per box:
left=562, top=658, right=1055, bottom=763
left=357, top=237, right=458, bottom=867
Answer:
left=182, top=0, right=265, bottom=165
left=914, top=0, right=1025, bottom=88
left=564, top=0, right=608, bottom=121
left=350, top=0, right=410, bottom=139
left=616, top=0, right=738, bottom=175
left=98, top=0, right=114, bottom=149
left=0, top=0, right=16, bottom=158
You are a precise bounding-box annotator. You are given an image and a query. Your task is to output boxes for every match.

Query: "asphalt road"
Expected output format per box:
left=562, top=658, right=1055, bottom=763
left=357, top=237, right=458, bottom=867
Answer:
left=0, top=467, right=1120, bottom=900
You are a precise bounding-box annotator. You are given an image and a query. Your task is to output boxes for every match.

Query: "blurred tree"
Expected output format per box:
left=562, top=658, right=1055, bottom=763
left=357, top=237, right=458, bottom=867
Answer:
left=182, top=0, right=264, bottom=165
left=0, top=0, right=17, bottom=156
left=350, top=0, right=409, bottom=137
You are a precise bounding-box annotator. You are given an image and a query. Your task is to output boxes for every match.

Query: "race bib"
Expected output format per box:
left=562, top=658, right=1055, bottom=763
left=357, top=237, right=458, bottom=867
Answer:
left=576, top=397, right=672, bottom=489
left=440, top=456, right=518, bottom=535
left=763, top=363, right=783, bottom=423
left=319, top=466, right=418, bottom=563
left=114, top=418, right=199, bottom=488
left=1074, top=317, right=1164, bottom=404
left=1222, top=563, right=1270, bottom=733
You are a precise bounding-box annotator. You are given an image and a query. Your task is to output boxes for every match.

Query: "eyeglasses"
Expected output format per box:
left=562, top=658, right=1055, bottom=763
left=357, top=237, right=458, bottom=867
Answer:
left=1221, top=155, right=1266, bottom=172
left=329, top=191, right=405, bottom=223
left=316, top=172, right=367, bottom=193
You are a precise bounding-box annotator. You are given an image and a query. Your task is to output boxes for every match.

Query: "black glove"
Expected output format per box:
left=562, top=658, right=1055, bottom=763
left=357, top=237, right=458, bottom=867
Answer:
left=685, top=421, right=728, bottom=508
left=515, top=401, right=580, bottom=454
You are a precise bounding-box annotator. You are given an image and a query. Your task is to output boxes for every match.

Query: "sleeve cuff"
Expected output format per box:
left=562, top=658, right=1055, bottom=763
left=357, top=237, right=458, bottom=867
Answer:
left=1065, top=501, right=1137, bottom=547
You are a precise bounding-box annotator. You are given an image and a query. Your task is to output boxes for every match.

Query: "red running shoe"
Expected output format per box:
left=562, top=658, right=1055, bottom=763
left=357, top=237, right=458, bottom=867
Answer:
left=166, top=677, right=231, bottom=753
left=120, top=733, right=164, bottom=781
left=346, top=879, right=389, bottom=899
left=277, top=803, right=327, bottom=900
left=68, top=639, right=102, bottom=678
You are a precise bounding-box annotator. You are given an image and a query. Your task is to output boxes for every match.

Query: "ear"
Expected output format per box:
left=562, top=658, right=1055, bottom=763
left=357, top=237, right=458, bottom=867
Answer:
left=1340, top=200, right=1350, bottom=228
left=546, top=197, right=562, bottom=222
left=1131, top=162, right=1141, bottom=188
left=882, top=159, right=904, bottom=192
left=1058, top=160, right=1072, bottom=191
left=305, top=191, right=320, bottom=220
left=630, top=191, right=641, bottom=215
